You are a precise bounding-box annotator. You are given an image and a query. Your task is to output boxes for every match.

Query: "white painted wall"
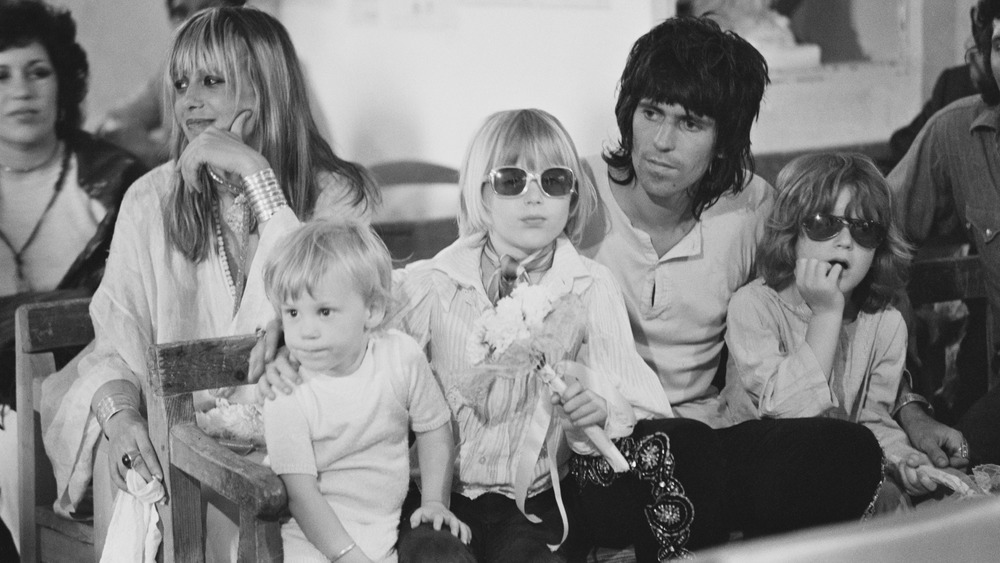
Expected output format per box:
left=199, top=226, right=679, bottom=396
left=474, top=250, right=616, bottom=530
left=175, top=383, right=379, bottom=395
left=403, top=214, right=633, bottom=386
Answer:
left=279, top=0, right=658, bottom=168
left=51, top=0, right=173, bottom=131
left=49, top=0, right=973, bottom=162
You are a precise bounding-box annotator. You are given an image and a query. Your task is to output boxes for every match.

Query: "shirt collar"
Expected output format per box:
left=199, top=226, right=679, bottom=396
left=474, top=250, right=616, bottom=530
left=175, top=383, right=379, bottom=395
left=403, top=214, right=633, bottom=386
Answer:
left=970, top=100, right=1000, bottom=132
left=431, top=233, right=591, bottom=294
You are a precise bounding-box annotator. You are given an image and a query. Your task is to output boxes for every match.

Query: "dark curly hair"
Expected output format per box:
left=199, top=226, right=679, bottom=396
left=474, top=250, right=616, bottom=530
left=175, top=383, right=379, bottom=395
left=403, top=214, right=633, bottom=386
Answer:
left=756, top=153, right=912, bottom=314
left=0, top=1, right=88, bottom=139
left=603, top=16, right=769, bottom=220
left=973, top=0, right=1000, bottom=105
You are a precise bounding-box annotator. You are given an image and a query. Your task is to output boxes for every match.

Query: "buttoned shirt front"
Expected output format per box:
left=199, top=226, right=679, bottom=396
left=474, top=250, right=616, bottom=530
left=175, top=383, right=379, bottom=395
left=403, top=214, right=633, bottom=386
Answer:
left=578, top=156, right=775, bottom=426
left=888, top=95, right=1000, bottom=346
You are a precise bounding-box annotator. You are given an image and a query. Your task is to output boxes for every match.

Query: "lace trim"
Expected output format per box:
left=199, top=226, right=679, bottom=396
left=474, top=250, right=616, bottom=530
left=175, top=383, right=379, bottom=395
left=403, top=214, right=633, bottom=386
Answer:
left=570, top=432, right=694, bottom=561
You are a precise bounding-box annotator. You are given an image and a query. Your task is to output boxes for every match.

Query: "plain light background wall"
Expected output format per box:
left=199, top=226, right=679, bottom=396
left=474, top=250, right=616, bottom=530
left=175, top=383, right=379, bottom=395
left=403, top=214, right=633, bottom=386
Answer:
left=279, top=0, right=656, bottom=167
left=47, top=0, right=976, bottom=166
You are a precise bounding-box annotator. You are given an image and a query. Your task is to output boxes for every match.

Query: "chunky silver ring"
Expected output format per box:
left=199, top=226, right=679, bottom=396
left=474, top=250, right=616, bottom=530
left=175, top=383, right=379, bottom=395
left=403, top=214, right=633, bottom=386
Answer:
left=121, top=451, right=141, bottom=469
left=959, top=440, right=970, bottom=459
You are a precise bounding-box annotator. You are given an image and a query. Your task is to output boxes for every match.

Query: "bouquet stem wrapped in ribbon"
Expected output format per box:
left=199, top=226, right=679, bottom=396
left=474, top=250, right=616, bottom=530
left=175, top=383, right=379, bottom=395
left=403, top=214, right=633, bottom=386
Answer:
left=538, top=363, right=629, bottom=471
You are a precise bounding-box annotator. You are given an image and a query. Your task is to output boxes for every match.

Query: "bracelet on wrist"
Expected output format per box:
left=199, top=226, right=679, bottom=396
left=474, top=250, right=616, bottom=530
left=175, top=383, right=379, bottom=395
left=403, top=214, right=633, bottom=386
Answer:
left=242, top=168, right=288, bottom=223
left=95, top=393, right=140, bottom=437
left=329, top=541, right=356, bottom=562
left=893, top=392, right=934, bottom=418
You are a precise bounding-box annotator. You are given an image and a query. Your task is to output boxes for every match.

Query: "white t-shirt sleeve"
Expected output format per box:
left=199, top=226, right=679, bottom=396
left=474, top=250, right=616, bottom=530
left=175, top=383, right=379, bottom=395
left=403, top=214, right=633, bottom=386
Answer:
left=392, top=332, right=451, bottom=433
left=263, top=391, right=318, bottom=476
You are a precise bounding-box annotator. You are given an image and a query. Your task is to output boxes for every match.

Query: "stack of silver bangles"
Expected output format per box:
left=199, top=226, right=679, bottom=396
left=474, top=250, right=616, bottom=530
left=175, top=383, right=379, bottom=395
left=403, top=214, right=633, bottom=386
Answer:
left=243, top=168, right=288, bottom=223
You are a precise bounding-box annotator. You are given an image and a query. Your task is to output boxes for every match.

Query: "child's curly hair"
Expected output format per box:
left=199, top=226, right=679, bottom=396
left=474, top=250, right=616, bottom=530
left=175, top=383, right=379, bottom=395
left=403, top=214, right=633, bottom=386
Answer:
left=756, top=153, right=912, bottom=314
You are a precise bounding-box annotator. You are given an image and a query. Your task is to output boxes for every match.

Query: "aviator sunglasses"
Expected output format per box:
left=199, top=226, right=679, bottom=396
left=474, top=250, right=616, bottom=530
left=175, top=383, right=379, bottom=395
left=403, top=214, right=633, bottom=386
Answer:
left=485, top=166, right=577, bottom=198
left=801, top=213, right=886, bottom=249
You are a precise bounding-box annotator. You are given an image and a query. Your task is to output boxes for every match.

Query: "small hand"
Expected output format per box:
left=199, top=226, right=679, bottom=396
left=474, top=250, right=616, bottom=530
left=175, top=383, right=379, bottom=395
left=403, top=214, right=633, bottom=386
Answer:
left=248, top=318, right=285, bottom=384
left=253, top=348, right=302, bottom=403
left=898, top=403, right=969, bottom=469
left=105, top=409, right=163, bottom=491
left=176, top=109, right=266, bottom=192
left=795, top=258, right=845, bottom=315
left=409, top=501, right=472, bottom=544
left=551, top=374, right=608, bottom=429
left=892, top=452, right=938, bottom=496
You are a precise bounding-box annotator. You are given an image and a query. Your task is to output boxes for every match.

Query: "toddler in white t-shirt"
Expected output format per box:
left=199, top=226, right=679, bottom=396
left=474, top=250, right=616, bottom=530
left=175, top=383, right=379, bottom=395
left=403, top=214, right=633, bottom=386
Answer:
left=261, top=220, right=470, bottom=562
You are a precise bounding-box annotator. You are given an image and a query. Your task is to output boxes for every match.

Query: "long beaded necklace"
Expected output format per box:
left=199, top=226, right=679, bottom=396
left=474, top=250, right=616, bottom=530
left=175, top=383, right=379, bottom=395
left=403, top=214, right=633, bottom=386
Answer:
left=0, top=144, right=70, bottom=292
left=210, top=171, right=251, bottom=317
left=207, top=168, right=255, bottom=235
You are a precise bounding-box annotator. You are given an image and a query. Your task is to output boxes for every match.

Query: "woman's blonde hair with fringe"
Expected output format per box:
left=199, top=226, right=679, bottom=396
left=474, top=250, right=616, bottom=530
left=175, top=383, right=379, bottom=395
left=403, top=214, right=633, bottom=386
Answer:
left=162, top=7, right=377, bottom=262
left=458, top=109, right=597, bottom=245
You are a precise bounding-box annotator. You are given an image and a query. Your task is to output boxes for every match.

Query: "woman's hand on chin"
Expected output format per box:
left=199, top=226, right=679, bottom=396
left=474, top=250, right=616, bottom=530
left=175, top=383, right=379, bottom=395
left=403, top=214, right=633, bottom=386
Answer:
left=104, top=408, right=163, bottom=490
left=176, top=109, right=268, bottom=193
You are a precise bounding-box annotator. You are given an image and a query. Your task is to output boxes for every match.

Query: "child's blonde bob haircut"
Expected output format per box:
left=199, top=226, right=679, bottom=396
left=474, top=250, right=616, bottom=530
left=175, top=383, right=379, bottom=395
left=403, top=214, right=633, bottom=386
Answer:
left=458, top=108, right=597, bottom=245
left=263, top=220, right=393, bottom=329
left=756, top=152, right=912, bottom=314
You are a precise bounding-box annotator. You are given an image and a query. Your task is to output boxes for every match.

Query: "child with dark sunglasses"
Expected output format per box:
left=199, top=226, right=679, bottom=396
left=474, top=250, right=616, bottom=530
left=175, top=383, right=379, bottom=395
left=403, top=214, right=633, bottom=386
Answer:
left=720, top=153, right=943, bottom=505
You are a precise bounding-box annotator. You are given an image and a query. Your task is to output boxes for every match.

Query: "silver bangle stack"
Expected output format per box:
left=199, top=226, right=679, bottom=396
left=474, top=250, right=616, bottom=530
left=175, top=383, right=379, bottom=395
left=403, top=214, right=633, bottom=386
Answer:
left=242, top=168, right=288, bottom=223
left=95, top=392, right=140, bottom=437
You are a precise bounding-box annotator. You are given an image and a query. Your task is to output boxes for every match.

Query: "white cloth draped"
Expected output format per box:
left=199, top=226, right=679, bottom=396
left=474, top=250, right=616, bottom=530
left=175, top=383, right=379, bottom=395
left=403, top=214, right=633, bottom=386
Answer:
left=100, top=469, right=165, bottom=563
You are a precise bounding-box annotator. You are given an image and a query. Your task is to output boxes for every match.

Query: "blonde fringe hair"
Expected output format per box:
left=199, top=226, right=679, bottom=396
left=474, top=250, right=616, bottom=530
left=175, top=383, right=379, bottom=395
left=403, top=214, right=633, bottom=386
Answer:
left=162, top=7, right=377, bottom=262
left=458, top=108, right=597, bottom=245
left=262, top=220, right=393, bottom=330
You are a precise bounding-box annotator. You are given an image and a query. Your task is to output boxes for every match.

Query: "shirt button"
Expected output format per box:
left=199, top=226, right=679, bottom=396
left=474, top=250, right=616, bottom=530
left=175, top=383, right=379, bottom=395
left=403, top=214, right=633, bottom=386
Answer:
left=987, top=228, right=994, bottom=237
left=479, top=457, right=487, bottom=464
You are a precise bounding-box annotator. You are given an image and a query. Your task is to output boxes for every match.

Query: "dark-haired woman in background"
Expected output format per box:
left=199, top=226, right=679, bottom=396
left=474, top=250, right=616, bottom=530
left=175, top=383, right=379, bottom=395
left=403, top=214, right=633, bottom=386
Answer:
left=0, top=1, right=147, bottom=555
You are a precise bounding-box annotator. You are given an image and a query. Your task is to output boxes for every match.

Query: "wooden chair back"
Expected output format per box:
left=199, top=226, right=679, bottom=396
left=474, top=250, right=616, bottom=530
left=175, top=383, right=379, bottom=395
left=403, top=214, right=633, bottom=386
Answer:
left=370, top=160, right=460, bottom=264
left=146, top=335, right=286, bottom=562
left=907, top=254, right=995, bottom=391
left=14, top=297, right=95, bottom=563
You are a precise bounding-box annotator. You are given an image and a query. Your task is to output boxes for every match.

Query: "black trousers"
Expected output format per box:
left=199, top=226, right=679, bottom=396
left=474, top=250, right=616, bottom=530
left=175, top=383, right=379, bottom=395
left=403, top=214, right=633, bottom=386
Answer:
left=397, top=478, right=580, bottom=563
left=569, top=417, right=884, bottom=561
left=956, top=385, right=1000, bottom=466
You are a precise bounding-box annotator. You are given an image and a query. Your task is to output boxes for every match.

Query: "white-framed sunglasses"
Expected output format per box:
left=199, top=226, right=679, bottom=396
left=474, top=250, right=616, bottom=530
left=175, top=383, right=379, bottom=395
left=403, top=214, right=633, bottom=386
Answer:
left=484, top=166, right=577, bottom=198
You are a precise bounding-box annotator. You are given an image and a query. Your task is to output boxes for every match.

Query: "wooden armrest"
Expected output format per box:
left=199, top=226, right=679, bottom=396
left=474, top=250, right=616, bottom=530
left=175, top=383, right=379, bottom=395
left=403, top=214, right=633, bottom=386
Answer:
left=149, top=335, right=258, bottom=396
left=13, top=295, right=93, bottom=353
left=169, top=422, right=286, bottom=516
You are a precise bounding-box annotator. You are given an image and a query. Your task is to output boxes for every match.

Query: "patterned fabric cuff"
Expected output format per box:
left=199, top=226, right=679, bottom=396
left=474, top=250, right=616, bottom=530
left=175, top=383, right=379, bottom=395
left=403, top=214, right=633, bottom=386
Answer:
left=243, top=168, right=288, bottom=223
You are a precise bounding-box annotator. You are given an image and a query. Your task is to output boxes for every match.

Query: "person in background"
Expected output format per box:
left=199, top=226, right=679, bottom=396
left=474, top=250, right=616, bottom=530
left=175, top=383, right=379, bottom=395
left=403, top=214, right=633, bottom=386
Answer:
left=42, top=7, right=376, bottom=560
left=0, top=1, right=146, bottom=556
left=95, top=0, right=247, bottom=168
left=888, top=9, right=986, bottom=169
left=888, top=0, right=1000, bottom=470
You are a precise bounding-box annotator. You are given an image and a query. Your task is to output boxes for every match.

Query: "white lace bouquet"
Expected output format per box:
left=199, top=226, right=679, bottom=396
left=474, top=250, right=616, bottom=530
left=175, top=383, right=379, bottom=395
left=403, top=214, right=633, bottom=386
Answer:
left=459, top=284, right=628, bottom=472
